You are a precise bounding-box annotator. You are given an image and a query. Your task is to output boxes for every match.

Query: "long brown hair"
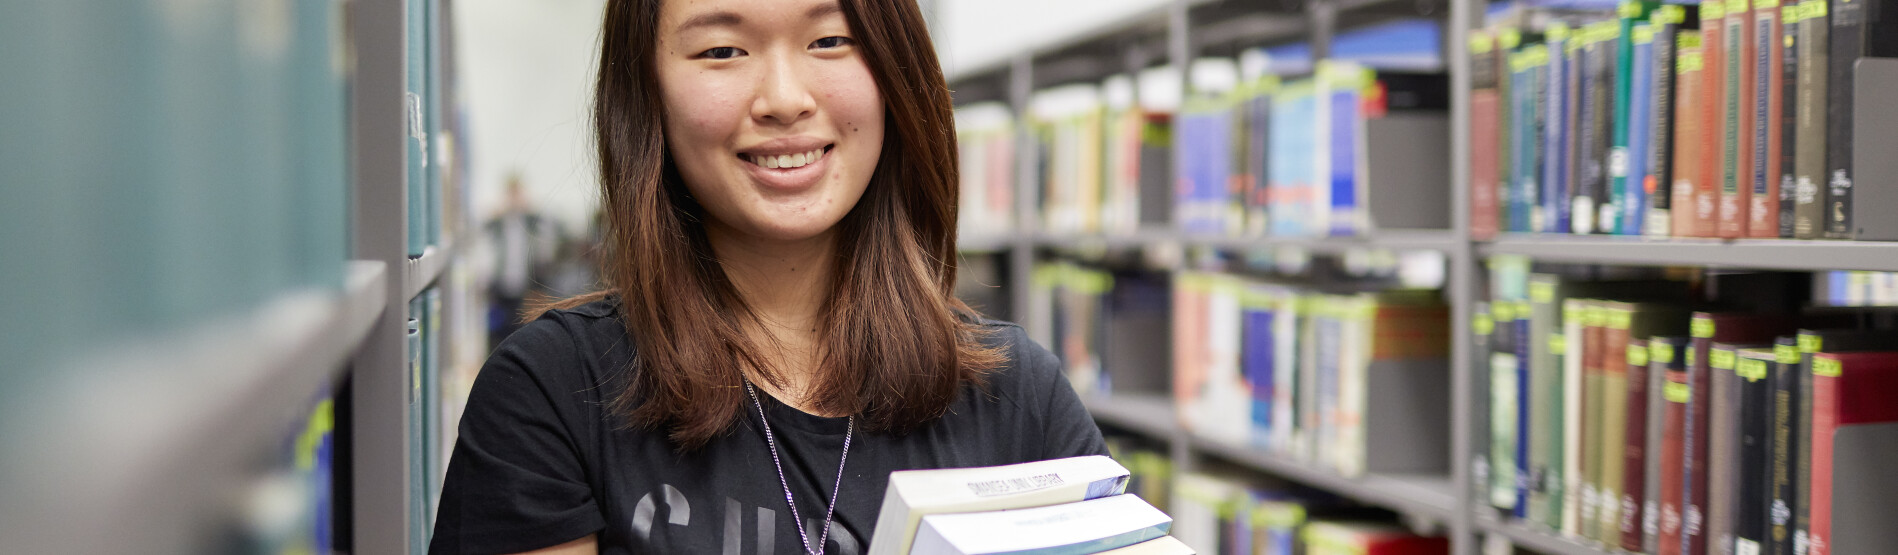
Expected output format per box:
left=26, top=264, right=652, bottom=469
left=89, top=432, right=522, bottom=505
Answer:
left=536, top=0, right=1002, bottom=450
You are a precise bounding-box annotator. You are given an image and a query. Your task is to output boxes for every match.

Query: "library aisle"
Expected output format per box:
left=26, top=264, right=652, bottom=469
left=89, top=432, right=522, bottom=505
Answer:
left=6, top=0, right=1898, bottom=554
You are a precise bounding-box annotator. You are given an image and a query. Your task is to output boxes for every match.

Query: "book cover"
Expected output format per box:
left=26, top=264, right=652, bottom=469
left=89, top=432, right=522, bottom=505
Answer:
left=1528, top=278, right=1570, bottom=527
left=1647, top=6, right=1694, bottom=237
left=1472, top=302, right=1496, bottom=508
left=1498, top=29, right=1520, bottom=236
left=1097, top=536, right=1193, bottom=555
left=1791, top=0, right=1828, bottom=239
left=1705, top=342, right=1754, bottom=555
left=1575, top=23, right=1620, bottom=235
left=909, top=494, right=1171, bottom=555
left=1545, top=24, right=1575, bottom=234
left=1472, top=31, right=1503, bottom=240
left=1779, top=3, right=1803, bottom=238
left=1510, top=48, right=1546, bottom=234
left=1720, top=0, right=1758, bottom=239
left=1580, top=301, right=1608, bottom=536
left=1492, top=300, right=1521, bottom=512
left=867, top=456, right=1134, bottom=555
left=1561, top=298, right=1589, bottom=535
left=1513, top=300, right=1534, bottom=508
left=1625, top=21, right=1657, bottom=235
left=1735, top=348, right=1778, bottom=555
left=1751, top=0, right=1787, bottom=237
left=1672, top=30, right=1709, bottom=238
left=1596, top=302, right=1635, bottom=541
left=1303, top=521, right=1450, bottom=555
left=1565, top=37, right=1586, bottom=235
left=1807, top=351, right=1898, bottom=555
left=1658, top=341, right=1694, bottom=555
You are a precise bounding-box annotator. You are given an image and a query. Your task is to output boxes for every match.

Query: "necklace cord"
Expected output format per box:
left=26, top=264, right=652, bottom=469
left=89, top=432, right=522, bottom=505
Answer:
left=746, top=382, right=852, bottom=555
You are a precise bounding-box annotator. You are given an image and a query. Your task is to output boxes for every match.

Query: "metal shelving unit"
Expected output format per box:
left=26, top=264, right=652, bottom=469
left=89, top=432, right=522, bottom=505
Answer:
left=947, top=0, right=1898, bottom=552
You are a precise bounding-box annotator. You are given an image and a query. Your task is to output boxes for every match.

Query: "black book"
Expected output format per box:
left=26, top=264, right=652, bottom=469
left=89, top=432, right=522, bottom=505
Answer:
left=1791, top=0, right=1828, bottom=239
left=1473, top=302, right=1495, bottom=507
left=1780, top=2, right=1802, bottom=238
left=1768, top=338, right=1800, bottom=555
left=1735, top=348, right=1777, bottom=555
left=1649, top=5, right=1694, bottom=237
left=1824, top=0, right=1898, bottom=238
left=1576, top=24, right=1618, bottom=235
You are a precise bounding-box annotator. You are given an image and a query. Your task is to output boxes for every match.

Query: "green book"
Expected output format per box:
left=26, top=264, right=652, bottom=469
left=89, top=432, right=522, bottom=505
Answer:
left=1609, top=1, right=1659, bottom=233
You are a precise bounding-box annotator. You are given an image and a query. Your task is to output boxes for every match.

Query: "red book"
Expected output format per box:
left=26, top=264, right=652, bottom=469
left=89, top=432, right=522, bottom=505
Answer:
left=1659, top=369, right=1692, bottom=555
left=1620, top=338, right=1654, bottom=550
left=1691, top=3, right=1726, bottom=239
left=1807, top=351, right=1898, bottom=555
left=1748, top=0, right=1785, bottom=237
left=1671, top=31, right=1707, bottom=238
left=1471, top=31, right=1502, bottom=240
left=1718, top=0, right=1756, bottom=238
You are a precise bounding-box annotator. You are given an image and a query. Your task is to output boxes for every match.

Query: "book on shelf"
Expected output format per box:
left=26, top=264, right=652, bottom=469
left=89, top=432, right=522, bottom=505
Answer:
left=1807, top=350, right=1898, bottom=555
left=1655, top=336, right=1693, bottom=555
left=1751, top=0, right=1788, bottom=238
left=1791, top=0, right=1830, bottom=239
left=1302, top=521, right=1449, bottom=555
left=864, top=456, right=1133, bottom=555
left=1823, top=0, right=1898, bottom=238
left=908, top=493, right=1172, bottom=555
left=1471, top=31, right=1504, bottom=240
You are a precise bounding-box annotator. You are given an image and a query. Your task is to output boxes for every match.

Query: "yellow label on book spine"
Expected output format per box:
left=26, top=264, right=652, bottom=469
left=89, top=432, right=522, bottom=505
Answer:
left=1502, top=28, right=1523, bottom=49
left=1777, top=344, right=1801, bottom=364
left=1531, top=281, right=1556, bottom=304
left=1712, top=348, right=1738, bottom=370
left=1609, top=308, right=1634, bottom=330
left=1802, top=0, right=1827, bottom=19
left=1666, top=381, right=1693, bottom=403
left=1552, top=333, right=1568, bottom=355
left=1785, top=4, right=1802, bottom=21
left=1635, top=25, right=1657, bottom=44
left=1814, top=356, right=1843, bottom=377
left=1756, top=0, right=1781, bottom=11
left=1631, top=344, right=1652, bottom=366
left=1586, top=305, right=1609, bottom=327
left=1728, top=0, right=1750, bottom=15
left=1657, top=5, right=1689, bottom=24
left=1799, top=333, right=1823, bottom=353
left=1738, top=357, right=1769, bottom=381
left=1654, top=342, right=1677, bottom=364
left=1550, top=22, right=1572, bottom=42
left=1472, top=33, right=1495, bottom=54
left=1692, top=316, right=1716, bottom=338
left=1622, top=0, right=1646, bottom=17
left=1687, top=348, right=1699, bottom=368
left=1705, top=0, right=1726, bottom=18
left=1475, top=313, right=1496, bottom=336
left=1681, top=49, right=1706, bottom=72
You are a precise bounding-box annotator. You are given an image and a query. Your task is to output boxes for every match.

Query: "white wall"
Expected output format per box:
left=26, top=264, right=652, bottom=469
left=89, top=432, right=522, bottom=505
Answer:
left=453, top=0, right=606, bottom=234
left=935, top=0, right=1170, bottom=78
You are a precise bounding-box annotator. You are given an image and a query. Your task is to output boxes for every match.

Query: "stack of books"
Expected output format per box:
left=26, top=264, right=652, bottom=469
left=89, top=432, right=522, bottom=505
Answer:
left=1467, top=0, right=1898, bottom=240
left=866, top=456, right=1190, bottom=555
left=1477, top=264, right=1898, bottom=554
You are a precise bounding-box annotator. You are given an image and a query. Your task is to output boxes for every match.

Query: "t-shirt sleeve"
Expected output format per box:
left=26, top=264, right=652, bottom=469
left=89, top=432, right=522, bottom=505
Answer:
left=430, top=317, right=605, bottom=554
left=1011, top=327, right=1111, bottom=460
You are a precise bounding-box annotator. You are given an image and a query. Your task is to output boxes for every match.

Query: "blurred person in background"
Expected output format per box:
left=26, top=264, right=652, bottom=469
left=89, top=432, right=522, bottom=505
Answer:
left=474, top=172, right=563, bottom=349
left=429, top=0, right=1108, bottom=553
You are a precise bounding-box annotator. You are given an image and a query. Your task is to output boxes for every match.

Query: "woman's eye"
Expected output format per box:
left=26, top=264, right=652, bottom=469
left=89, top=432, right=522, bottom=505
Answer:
left=698, top=47, right=743, bottom=60
left=810, top=36, right=853, bottom=50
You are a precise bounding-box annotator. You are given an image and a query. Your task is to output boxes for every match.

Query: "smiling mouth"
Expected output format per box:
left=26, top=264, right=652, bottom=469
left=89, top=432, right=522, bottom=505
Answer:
left=739, top=145, right=833, bottom=170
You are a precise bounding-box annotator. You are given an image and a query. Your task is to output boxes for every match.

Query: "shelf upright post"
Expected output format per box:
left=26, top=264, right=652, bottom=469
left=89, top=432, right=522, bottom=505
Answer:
left=1445, top=0, right=1478, bottom=549
left=1009, top=55, right=1043, bottom=344
left=1309, top=0, right=1337, bottom=61
left=348, top=0, right=414, bottom=552
left=1165, top=0, right=1200, bottom=477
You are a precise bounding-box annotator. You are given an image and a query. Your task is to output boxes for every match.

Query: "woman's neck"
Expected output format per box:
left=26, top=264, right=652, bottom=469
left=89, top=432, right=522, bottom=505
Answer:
left=705, top=223, right=840, bottom=413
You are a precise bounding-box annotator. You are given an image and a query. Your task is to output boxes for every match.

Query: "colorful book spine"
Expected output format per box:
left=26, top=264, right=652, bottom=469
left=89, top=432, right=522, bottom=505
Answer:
left=1719, top=0, right=1757, bottom=239
left=1575, top=23, right=1620, bottom=235
left=1658, top=340, right=1693, bottom=555
left=1471, top=31, right=1503, bottom=240
left=1620, top=337, right=1656, bottom=548
left=1609, top=2, right=1652, bottom=235
left=1624, top=22, right=1657, bottom=236
left=1694, top=0, right=1728, bottom=239
left=1545, top=24, right=1574, bottom=234
left=1751, top=0, right=1786, bottom=237
left=1768, top=340, right=1800, bottom=555
left=1671, top=30, right=1709, bottom=239
left=1808, top=351, right=1898, bottom=555
left=1779, top=3, right=1804, bottom=238
left=1736, top=348, right=1777, bottom=555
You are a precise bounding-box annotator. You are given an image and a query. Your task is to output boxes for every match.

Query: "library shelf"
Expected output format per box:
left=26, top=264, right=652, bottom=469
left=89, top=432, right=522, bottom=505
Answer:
left=1481, top=234, right=1898, bottom=272
left=957, top=233, right=1024, bottom=254
left=4, top=260, right=387, bottom=555
left=406, top=238, right=453, bottom=301
left=1034, top=229, right=1463, bottom=253
left=1082, top=392, right=1459, bottom=524
left=1471, top=513, right=1620, bottom=555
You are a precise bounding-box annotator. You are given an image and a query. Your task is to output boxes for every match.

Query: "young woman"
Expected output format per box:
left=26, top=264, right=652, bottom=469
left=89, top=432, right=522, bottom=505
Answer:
left=429, top=0, right=1108, bottom=553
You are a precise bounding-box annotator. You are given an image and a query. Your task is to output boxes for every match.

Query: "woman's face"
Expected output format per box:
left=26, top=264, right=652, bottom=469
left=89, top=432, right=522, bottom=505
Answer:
left=655, top=0, right=884, bottom=244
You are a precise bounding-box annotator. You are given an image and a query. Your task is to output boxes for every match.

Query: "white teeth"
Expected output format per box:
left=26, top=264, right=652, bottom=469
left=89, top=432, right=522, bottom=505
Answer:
left=749, top=148, right=826, bottom=169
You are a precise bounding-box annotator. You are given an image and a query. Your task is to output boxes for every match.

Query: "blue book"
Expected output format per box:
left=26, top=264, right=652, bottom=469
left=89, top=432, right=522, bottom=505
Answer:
left=1623, top=23, right=1657, bottom=235
left=1544, top=25, right=1574, bottom=233
left=1514, top=309, right=1534, bottom=518
left=1510, top=49, right=1544, bottom=233
left=1242, top=299, right=1277, bottom=444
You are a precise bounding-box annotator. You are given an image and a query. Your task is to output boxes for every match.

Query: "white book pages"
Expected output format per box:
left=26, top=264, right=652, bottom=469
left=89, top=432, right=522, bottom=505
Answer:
left=865, top=455, right=1131, bottom=555
left=910, top=494, right=1171, bottom=555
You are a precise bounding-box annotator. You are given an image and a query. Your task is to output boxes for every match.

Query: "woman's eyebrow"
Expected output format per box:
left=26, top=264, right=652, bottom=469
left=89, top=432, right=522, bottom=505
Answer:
left=676, top=10, right=743, bottom=33
left=805, top=2, right=842, bottom=20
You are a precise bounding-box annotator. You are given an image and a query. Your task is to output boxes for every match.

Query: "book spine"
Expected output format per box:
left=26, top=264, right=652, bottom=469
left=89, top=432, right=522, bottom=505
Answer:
left=1577, top=24, right=1619, bottom=235
left=1780, top=4, right=1803, bottom=238
left=1720, top=0, right=1757, bottom=239
left=1626, top=22, right=1657, bottom=236
left=1673, top=31, right=1708, bottom=238
left=1751, top=0, right=1785, bottom=237
left=1511, top=50, right=1538, bottom=233
left=1649, top=6, right=1688, bottom=237
left=1823, top=0, right=1884, bottom=238
left=1696, top=0, right=1728, bottom=239
left=1685, top=317, right=1714, bottom=555
left=1529, top=279, right=1562, bottom=525
left=1707, top=345, right=1743, bottom=555
left=1492, top=301, right=1521, bottom=510
left=1499, top=30, right=1519, bottom=236
left=1610, top=3, right=1649, bottom=235
left=1768, top=340, right=1800, bottom=555
left=1546, top=26, right=1574, bottom=234
left=1565, top=41, right=1586, bottom=235
left=1472, top=32, right=1502, bottom=240
left=1736, top=350, right=1774, bottom=555
left=1806, top=354, right=1838, bottom=555
left=1580, top=303, right=1607, bottom=535
left=1621, top=338, right=1655, bottom=550
left=1791, top=0, right=1829, bottom=239
left=1793, top=333, right=1819, bottom=555
left=1562, top=300, right=1589, bottom=534
left=1597, top=306, right=1634, bottom=543
left=1660, top=344, right=1693, bottom=555
left=1517, top=304, right=1535, bottom=518
left=1473, top=302, right=1495, bottom=505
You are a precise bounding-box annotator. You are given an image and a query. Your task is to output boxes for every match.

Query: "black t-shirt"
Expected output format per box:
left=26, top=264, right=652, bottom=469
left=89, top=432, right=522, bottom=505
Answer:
left=430, top=299, right=1108, bottom=554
